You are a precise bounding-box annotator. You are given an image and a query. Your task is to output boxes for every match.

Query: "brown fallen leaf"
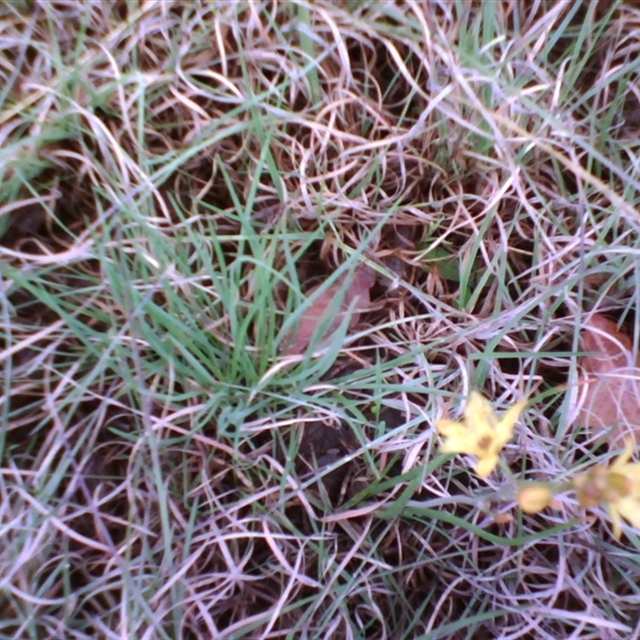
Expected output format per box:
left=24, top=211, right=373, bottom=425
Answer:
left=282, top=265, right=376, bottom=356
left=577, top=314, right=640, bottom=448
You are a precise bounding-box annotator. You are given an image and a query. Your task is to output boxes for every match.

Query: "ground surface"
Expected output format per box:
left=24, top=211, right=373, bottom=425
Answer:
left=2, top=2, right=640, bottom=639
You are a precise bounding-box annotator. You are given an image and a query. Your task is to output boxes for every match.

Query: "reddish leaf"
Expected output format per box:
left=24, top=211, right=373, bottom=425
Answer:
left=282, top=266, right=375, bottom=356
left=578, top=314, right=640, bottom=447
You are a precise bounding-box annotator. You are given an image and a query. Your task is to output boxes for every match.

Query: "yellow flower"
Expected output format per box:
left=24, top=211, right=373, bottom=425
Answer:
left=573, top=439, right=640, bottom=539
left=435, top=391, right=526, bottom=479
left=605, top=440, right=640, bottom=539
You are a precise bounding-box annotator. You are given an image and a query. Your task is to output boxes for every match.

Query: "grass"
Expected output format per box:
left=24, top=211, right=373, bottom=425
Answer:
left=2, top=1, right=640, bottom=638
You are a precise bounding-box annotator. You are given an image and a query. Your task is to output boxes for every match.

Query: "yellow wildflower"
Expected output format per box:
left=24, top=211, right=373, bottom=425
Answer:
left=435, top=391, right=526, bottom=479
left=573, top=439, right=640, bottom=539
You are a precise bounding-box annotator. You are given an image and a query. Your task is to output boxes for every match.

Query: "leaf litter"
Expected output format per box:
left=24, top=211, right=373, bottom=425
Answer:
left=578, top=313, right=640, bottom=448
left=282, top=264, right=376, bottom=356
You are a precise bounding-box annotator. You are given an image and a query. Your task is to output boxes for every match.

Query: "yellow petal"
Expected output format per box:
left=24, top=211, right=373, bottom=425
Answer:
left=496, top=399, right=527, bottom=442
left=619, top=463, right=640, bottom=481
left=611, top=438, right=637, bottom=471
left=440, top=437, right=477, bottom=456
left=608, top=504, right=624, bottom=540
left=476, top=454, right=500, bottom=479
left=464, top=391, right=495, bottom=428
left=619, top=463, right=640, bottom=498
left=617, top=497, right=640, bottom=530
left=435, top=419, right=468, bottom=438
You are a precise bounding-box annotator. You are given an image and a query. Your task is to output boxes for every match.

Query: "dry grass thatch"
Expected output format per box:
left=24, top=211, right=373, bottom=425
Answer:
left=2, top=1, right=640, bottom=638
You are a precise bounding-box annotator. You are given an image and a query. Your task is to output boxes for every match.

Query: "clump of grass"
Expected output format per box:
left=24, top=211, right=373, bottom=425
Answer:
left=2, top=1, right=640, bottom=638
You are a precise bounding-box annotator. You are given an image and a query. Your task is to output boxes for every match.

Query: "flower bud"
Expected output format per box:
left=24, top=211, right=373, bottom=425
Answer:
left=517, top=483, right=554, bottom=514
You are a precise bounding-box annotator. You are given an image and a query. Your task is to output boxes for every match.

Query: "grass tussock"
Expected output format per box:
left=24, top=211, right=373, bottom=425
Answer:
left=2, top=1, right=640, bottom=638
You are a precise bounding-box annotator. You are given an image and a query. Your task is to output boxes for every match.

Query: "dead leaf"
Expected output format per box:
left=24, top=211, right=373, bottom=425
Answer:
left=577, top=314, right=640, bottom=447
left=282, top=265, right=376, bottom=356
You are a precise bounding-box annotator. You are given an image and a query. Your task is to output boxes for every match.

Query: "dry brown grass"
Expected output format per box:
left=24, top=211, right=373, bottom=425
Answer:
left=2, top=1, right=640, bottom=638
